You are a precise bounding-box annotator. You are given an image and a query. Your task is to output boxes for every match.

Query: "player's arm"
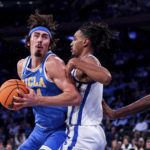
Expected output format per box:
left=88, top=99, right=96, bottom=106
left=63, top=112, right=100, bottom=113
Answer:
left=39, top=55, right=81, bottom=106
left=66, top=57, right=111, bottom=84
left=102, top=99, right=116, bottom=119
left=17, top=59, right=25, bottom=79
left=14, top=56, right=81, bottom=107
left=103, top=95, right=150, bottom=119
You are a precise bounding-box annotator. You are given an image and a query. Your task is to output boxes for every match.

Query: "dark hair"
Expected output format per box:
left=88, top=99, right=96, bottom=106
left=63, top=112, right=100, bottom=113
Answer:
left=79, top=22, right=117, bottom=51
left=25, top=10, right=58, bottom=50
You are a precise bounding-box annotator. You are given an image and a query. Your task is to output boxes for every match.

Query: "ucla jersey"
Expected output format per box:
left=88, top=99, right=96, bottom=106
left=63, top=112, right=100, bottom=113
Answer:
left=66, top=55, right=103, bottom=126
left=21, top=51, right=67, bottom=129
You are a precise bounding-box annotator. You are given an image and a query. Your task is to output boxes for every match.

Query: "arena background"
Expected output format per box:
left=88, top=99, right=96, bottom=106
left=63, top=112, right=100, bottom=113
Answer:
left=0, top=0, right=150, bottom=149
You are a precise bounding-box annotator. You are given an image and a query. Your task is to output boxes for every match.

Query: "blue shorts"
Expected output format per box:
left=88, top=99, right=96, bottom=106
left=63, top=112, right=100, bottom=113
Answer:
left=17, top=124, right=66, bottom=150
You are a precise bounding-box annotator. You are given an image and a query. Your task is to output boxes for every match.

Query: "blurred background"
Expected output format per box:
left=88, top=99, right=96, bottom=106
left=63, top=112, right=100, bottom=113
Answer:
left=0, top=0, right=150, bottom=149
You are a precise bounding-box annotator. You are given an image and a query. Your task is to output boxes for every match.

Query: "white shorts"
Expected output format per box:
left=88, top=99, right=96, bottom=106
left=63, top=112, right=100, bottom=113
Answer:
left=59, top=125, right=106, bottom=150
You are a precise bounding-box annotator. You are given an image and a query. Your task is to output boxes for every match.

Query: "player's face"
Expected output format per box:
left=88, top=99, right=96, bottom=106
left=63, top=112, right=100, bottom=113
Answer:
left=70, top=30, right=85, bottom=57
left=29, top=30, right=50, bottom=57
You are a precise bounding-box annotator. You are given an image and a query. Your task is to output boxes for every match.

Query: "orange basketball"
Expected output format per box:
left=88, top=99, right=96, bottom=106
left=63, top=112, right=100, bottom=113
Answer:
left=0, top=79, right=29, bottom=110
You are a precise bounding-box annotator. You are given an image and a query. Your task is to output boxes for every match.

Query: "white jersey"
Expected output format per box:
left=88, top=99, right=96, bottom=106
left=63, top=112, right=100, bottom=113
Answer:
left=60, top=55, right=106, bottom=150
left=66, top=69, right=103, bottom=126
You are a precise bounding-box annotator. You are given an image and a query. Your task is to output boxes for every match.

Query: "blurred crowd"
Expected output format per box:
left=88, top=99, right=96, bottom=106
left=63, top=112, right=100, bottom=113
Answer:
left=39, top=0, right=150, bottom=22
left=1, top=0, right=150, bottom=28
left=0, top=0, right=150, bottom=149
left=0, top=107, right=33, bottom=150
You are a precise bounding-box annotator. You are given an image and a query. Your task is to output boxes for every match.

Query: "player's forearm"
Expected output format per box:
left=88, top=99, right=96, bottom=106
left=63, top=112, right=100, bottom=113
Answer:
left=114, top=95, right=150, bottom=118
left=102, top=99, right=116, bottom=119
left=37, top=90, right=81, bottom=107
left=74, top=59, right=111, bottom=84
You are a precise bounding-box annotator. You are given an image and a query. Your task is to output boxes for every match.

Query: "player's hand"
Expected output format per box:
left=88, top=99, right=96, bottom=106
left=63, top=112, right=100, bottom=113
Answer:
left=13, top=88, right=38, bottom=108
left=66, top=58, right=77, bottom=77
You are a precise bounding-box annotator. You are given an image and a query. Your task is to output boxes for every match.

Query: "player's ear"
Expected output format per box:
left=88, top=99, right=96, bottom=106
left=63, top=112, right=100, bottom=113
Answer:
left=83, top=38, right=90, bottom=47
left=26, top=41, right=30, bottom=47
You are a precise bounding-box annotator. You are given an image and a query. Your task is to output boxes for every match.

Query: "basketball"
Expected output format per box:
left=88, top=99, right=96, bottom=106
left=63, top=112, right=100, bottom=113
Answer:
left=0, top=79, right=29, bottom=110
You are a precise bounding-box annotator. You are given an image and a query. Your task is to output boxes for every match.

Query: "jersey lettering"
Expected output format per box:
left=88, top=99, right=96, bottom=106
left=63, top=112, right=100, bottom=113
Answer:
left=23, top=77, right=46, bottom=88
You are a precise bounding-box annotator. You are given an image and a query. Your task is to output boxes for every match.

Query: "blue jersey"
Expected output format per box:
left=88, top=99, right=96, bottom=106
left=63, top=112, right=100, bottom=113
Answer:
left=21, top=51, right=67, bottom=129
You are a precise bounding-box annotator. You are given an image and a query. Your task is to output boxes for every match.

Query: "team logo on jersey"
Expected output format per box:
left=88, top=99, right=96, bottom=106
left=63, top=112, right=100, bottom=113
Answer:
left=23, top=77, right=46, bottom=88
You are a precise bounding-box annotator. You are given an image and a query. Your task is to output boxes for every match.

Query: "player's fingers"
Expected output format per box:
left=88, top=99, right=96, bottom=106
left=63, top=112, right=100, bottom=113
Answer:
left=28, top=88, right=35, bottom=93
left=17, top=89, right=24, bottom=97
left=66, top=65, right=72, bottom=78
left=13, top=96, right=20, bottom=100
left=13, top=96, right=25, bottom=103
left=13, top=102, right=23, bottom=109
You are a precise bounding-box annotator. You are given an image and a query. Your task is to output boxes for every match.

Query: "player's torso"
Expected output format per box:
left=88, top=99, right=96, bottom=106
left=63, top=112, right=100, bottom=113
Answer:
left=66, top=69, right=103, bottom=126
left=21, top=52, right=67, bottom=129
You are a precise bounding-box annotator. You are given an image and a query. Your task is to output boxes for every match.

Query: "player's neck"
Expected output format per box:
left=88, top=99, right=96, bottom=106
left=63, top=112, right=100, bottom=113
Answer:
left=79, top=49, right=93, bottom=58
left=31, top=56, right=44, bottom=69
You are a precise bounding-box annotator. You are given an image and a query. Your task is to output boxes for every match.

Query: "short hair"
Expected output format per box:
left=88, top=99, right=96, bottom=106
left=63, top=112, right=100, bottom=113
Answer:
left=79, top=22, right=117, bottom=51
left=25, top=10, right=58, bottom=50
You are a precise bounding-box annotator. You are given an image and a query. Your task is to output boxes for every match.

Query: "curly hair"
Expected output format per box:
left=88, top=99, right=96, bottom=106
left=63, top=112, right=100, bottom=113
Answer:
left=25, top=10, right=58, bottom=50
left=79, top=22, right=117, bottom=51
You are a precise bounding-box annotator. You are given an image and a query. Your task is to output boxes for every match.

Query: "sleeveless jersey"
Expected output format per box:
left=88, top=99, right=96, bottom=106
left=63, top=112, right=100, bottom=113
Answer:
left=21, top=51, right=67, bottom=129
left=66, top=55, right=103, bottom=126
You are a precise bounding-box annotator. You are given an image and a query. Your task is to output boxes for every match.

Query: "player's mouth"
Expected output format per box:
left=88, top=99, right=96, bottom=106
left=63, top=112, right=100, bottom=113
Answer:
left=36, top=44, right=43, bottom=49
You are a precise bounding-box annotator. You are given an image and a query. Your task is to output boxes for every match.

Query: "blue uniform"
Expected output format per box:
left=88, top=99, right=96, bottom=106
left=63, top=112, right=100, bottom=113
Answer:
left=18, top=51, right=67, bottom=150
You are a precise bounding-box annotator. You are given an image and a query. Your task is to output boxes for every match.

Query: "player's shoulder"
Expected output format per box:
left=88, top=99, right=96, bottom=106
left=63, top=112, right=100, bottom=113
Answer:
left=45, top=54, right=66, bottom=78
left=82, top=54, right=101, bottom=65
left=46, top=54, right=65, bottom=68
left=17, top=57, right=28, bottom=67
left=17, top=57, right=29, bottom=78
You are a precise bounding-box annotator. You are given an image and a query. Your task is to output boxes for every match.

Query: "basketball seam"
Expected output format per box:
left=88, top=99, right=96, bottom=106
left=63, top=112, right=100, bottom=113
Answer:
left=0, top=84, right=26, bottom=93
left=0, top=80, right=28, bottom=110
left=4, top=87, right=27, bottom=109
left=4, top=87, right=18, bottom=106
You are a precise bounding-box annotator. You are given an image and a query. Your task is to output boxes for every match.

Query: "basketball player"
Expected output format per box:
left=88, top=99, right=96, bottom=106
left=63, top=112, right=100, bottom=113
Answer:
left=60, top=22, right=150, bottom=149
left=59, top=22, right=115, bottom=150
left=13, top=11, right=81, bottom=150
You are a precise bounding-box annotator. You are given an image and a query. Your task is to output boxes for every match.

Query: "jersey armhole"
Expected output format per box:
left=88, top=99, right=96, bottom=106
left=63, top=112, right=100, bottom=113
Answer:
left=20, top=57, right=29, bottom=79
left=43, top=54, right=56, bottom=83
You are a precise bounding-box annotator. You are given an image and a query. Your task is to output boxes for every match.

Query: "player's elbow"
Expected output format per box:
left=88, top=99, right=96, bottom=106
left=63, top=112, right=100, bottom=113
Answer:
left=72, top=92, right=82, bottom=106
left=103, top=74, right=112, bottom=85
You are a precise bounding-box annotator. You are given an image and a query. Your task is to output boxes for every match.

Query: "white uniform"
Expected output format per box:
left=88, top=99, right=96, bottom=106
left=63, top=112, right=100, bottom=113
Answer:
left=60, top=55, right=106, bottom=150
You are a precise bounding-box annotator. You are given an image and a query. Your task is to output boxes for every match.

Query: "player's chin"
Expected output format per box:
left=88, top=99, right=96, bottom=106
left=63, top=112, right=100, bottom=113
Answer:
left=71, top=50, right=74, bottom=55
left=71, top=52, right=76, bottom=58
left=35, top=51, right=42, bottom=57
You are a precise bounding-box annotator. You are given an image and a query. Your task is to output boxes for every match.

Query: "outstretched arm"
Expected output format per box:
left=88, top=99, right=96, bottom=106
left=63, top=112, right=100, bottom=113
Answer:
left=103, top=95, right=150, bottom=119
